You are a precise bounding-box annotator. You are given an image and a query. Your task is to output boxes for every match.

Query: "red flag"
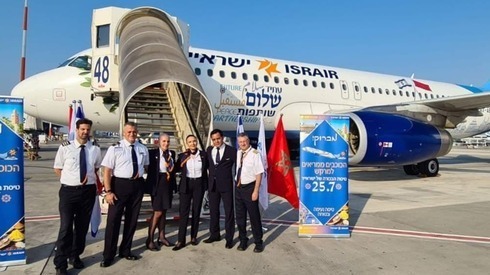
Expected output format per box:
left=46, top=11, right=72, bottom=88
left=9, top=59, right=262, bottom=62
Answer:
left=68, top=104, right=73, bottom=133
left=413, top=80, right=432, bottom=91
left=267, top=115, right=299, bottom=208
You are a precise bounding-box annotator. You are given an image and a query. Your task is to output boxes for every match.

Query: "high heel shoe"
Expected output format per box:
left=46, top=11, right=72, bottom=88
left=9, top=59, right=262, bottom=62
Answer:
left=157, top=238, right=175, bottom=247
left=146, top=238, right=160, bottom=251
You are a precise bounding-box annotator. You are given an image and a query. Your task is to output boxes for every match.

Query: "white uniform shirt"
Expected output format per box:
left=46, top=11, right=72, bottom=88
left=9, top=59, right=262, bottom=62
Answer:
left=101, top=139, right=149, bottom=178
left=186, top=151, right=203, bottom=178
left=53, top=140, right=102, bottom=186
left=159, top=148, right=172, bottom=173
left=236, top=146, right=264, bottom=185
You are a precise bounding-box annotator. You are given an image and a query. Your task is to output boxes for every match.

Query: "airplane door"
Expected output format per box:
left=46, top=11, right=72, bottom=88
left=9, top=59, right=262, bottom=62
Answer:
left=353, top=81, right=362, bottom=100
left=340, top=80, right=349, bottom=99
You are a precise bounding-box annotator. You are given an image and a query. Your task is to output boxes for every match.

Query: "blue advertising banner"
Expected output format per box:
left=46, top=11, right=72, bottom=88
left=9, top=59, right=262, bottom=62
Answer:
left=299, top=115, right=350, bottom=237
left=0, top=97, right=26, bottom=266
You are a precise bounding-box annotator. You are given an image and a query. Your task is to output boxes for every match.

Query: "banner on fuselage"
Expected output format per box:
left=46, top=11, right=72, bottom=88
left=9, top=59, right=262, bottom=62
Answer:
left=0, top=97, right=26, bottom=266
left=299, top=115, right=350, bottom=237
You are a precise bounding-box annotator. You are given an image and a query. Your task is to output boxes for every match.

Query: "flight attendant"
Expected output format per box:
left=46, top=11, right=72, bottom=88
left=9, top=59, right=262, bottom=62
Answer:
left=173, top=135, right=209, bottom=250
left=145, top=133, right=176, bottom=250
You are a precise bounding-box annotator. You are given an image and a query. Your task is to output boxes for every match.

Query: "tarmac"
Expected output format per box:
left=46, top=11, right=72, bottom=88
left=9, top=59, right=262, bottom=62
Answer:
left=1, top=141, right=490, bottom=274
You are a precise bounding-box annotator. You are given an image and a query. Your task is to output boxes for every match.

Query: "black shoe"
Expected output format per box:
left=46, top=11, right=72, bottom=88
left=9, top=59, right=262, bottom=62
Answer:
left=225, top=241, right=233, bottom=249
left=55, top=268, right=67, bottom=275
left=190, top=238, right=198, bottom=246
left=172, top=242, right=185, bottom=251
left=203, top=237, right=221, bottom=243
left=100, top=259, right=113, bottom=268
left=69, top=256, right=85, bottom=269
left=118, top=254, right=140, bottom=261
left=237, top=241, right=248, bottom=251
left=157, top=238, right=175, bottom=247
left=146, top=238, right=160, bottom=251
left=253, top=244, right=264, bottom=253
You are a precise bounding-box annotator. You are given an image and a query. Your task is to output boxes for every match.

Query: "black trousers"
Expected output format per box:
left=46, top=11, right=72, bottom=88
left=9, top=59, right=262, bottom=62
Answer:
left=54, top=184, right=96, bottom=269
left=235, top=182, right=263, bottom=245
left=177, top=177, right=204, bottom=243
left=103, top=177, right=143, bottom=260
left=208, top=186, right=235, bottom=243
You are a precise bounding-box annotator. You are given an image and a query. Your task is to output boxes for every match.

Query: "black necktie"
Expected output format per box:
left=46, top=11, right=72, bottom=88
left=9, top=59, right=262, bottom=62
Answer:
left=79, top=145, right=87, bottom=184
left=237, top=151, right=245, bottom=187
left=215, top=147, right=221, bottom=165
left=131, top=145, right=138, bottom=178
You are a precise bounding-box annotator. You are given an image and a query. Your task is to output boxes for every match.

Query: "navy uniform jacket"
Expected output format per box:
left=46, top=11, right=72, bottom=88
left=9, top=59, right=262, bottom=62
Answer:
left=206, top=144, right=236, bottom=193
left=175, top=150, right=209, bottom=193
left=145, top=149, right=177, bottom=195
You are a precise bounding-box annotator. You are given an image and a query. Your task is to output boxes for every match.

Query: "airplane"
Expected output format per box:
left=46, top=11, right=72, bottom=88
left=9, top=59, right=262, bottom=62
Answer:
left=10, top=6, right=490, bottom=178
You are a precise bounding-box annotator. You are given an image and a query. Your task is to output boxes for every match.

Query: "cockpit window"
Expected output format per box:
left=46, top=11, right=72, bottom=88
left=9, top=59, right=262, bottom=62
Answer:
left=58, top=55, right=92, bottom=70
left=58, top=57, right=75, bottom=68
left=69, top=56, right=91, bottom=70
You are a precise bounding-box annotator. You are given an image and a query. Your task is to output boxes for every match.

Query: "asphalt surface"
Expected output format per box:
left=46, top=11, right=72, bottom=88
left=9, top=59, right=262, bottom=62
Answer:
left=2, top=142, right=490, bottom=274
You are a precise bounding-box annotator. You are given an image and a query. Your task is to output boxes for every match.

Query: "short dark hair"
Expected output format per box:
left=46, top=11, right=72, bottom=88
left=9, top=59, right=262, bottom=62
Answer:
left=210, top=129, right=223, bottom=137
left=186, top=134, right=197, bottom=141
left=76, top=118, right=93, bottom=128
left=125, top=121, right=137, bottom=128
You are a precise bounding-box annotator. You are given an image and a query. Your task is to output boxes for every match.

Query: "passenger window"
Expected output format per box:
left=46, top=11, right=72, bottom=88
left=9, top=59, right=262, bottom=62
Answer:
left=330, top=83, right=335, bottom=89
left=194, top=68, right=201, bottom=75
left=321, top=82, right=326, bottom=89
left=294, top=79, right=299, bottom=86
left=253, top=74, right=259, bottom=81
left=219, top=70, right=225, bottom=78
left=371, top=87, right=375, bottom=93
left=231, top=72, right=236, bottom=79
left=242, top=73, right=248, bottom=80
left=385, top=89, right=389, bottom=95
left=303, top=80, right=308, bottom=87
left=378, top=88, right=382, bottom=94
left=312, top=81, right=317, bottom=88
left=264, top=75, right=269, bottom=82
left=274, top=76, right=279, bottom=84
left=284, top=78, right=290, bottom=85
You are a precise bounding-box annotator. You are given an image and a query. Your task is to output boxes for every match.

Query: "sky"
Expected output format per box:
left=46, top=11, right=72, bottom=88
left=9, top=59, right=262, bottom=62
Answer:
left=1, top=0, right=490, bottom=95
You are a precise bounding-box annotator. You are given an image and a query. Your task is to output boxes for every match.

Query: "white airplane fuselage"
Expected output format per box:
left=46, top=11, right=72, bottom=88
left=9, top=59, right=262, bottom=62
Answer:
left=11, top=47, right=490, bottom=139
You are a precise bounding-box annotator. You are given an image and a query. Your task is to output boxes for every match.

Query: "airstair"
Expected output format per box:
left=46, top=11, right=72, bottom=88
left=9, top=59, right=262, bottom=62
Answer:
left=91, top=7, right=213, bottom=220
left=91, top=7, right=213, bottom=150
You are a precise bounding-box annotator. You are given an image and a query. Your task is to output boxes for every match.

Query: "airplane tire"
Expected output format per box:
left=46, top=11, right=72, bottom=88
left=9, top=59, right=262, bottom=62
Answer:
left=403, top=164, right=419, bottom=175
left=417, top=158, right=439, bottom=177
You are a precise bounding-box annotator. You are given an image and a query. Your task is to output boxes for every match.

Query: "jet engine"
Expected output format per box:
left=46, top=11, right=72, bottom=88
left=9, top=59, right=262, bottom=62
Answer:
left=348, top=111, right=453, bottom=176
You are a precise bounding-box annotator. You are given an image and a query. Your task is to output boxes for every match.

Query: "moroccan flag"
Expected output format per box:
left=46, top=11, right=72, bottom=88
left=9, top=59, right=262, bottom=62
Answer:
left=267, top=115, right=299, bottom=208
left=413, top=80, right=432, bottom=91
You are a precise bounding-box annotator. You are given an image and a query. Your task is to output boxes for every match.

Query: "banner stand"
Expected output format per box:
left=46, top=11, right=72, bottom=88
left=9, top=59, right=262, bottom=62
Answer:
left=0, top=97, right=26, bottom=266
left=298, top=115, right=350, bottom=238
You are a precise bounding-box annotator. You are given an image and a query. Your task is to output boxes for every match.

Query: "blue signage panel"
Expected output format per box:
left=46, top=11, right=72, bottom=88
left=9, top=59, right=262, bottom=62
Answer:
left=299, top=115, right=350, bottom=237
left=0, top=97, right=26, bottom=266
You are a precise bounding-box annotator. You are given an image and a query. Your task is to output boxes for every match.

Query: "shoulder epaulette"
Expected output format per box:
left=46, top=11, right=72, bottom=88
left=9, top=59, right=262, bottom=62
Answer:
left=92, top=141, right=100, bottom=147
left=112, top=141, right=120, bottom=147
left=61, top=141, right=71, bottom=146
left=253, top=149, right=259, bottom=154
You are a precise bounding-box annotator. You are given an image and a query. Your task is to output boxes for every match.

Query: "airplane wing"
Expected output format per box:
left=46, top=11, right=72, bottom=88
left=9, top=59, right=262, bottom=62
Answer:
left=365, top=91, right=490, bottom=128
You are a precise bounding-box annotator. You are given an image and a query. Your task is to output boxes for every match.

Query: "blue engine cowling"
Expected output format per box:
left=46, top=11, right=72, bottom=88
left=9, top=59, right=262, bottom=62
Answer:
left=348, top=111, right=453, bottom=166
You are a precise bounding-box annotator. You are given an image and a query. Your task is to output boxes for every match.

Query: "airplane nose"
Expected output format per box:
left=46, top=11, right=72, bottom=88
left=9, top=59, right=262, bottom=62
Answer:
left=11, top=76, right=40, bottom=117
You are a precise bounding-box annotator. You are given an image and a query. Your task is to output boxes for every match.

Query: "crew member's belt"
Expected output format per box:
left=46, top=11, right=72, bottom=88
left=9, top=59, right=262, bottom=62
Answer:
left=61, top=184, right=94, bottom=189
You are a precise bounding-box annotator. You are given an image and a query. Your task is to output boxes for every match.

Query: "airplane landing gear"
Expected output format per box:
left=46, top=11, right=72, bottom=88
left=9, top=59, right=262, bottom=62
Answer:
left=403, top=158, right=439, bottom=177
left=403, top=164, right=419, bottom=175
left=417, top=158, right=439, bottom=177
